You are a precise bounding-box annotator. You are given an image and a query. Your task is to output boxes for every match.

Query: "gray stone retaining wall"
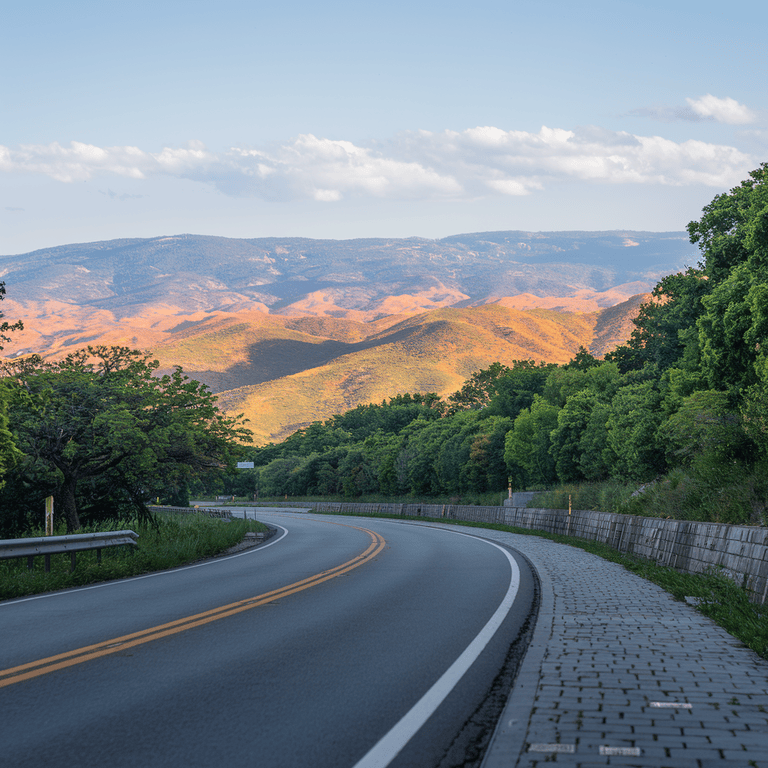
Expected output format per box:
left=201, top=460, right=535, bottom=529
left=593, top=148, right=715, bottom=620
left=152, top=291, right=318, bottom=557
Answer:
left=281, top=501, right=768, bottom=603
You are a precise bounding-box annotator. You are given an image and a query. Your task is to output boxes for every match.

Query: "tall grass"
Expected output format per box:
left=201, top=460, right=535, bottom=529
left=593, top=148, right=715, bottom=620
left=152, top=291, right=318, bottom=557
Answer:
left=526, top=480, right=637, bottom=513
left=0, top=514, right=267, bottom=601
left=527, top=472, right=768, bottom=526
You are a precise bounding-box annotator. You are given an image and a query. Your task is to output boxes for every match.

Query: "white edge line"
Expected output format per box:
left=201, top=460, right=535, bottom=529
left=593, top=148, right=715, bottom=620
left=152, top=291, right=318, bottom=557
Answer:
left=351, top=530, right=521, bottom=768
left=1, top=524, right=289, bottom=607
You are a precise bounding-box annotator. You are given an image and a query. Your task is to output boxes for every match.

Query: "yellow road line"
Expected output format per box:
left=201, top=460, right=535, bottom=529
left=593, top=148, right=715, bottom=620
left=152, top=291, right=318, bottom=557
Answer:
left=1, top=525, right=385, bottom=689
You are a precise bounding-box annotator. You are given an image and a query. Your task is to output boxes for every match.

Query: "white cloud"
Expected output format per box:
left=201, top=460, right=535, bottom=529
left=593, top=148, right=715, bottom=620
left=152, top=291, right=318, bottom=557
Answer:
left=0, top=126, right=755, bottom=204
left=685, top=95, right=756, bottom=124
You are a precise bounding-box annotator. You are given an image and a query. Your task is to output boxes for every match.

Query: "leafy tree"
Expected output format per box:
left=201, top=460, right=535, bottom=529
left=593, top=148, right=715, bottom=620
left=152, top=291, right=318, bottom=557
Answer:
left=447, top=362, right=511, bottom=412
left=566, top=346, right=601, bottom=370
left=606, top=269, right=710, bottom=373
left=741, top=354, right=768, bottom=461
left=660, top=390, right=748, bottom=473
left=504, top=396, right=559, bottom=488
left=542, top=361, right=621, bottom=408
left=688, top=163, right=768, bottom=394
left=2, top=346, right=251, bottom=532
left=0, top=283, right=23, bottom=490
left=483, top=360, right=556, bottom=419
left=578, top=402, right=615, bottom=481
left=605, top=380, right=666, bottom=480
left=688, top=162, right=768, bottom=284
left=549, top=390, right=599, bottom=483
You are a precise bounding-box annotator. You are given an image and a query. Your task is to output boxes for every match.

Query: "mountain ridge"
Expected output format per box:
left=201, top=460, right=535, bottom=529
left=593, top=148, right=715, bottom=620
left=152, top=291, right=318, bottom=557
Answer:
left=0, top=230, right=686, bottom=442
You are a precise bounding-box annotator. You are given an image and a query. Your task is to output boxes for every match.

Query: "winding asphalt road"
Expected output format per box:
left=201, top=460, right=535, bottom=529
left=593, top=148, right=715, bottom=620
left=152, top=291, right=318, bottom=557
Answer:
left=1, top=511, right=536, bottom=767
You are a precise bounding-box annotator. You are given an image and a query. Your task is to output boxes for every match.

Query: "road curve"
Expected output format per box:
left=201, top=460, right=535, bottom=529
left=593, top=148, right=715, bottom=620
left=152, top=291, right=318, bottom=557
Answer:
left=0, top=511, right=536, bottom=768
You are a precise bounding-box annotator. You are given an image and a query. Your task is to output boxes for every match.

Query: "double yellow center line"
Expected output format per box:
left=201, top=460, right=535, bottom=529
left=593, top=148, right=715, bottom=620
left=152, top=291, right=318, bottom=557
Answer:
left=1, top=525, right=386, bottom=689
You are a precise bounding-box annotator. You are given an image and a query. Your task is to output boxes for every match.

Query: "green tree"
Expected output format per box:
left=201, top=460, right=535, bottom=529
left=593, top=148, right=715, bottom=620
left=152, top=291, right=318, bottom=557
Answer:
left=504, top=395, right=559, bottom=487
left=0, top=283, right=23, bottom=490
left=688, top=163, right=768, bottom=394
left=447, top=362, right=511, bottom=412
left=688, top=162, right=768, bottom=284
left=605, top=380, right=666, bottom=480
left=0, top=282, right=23, bottom=350
left=2, top=346, right=251, bottom=531
left=549, top=390, right=598, bottom=483
left=661, top=390, right=747, bottom=473
left=606, top=269, right=710, bottom=373
left=484, top=360, right=556, bottom=419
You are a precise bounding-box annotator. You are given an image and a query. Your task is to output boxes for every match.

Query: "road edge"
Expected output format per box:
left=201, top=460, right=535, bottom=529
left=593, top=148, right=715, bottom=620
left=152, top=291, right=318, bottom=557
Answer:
left=480, top=547, right=554, bottom=767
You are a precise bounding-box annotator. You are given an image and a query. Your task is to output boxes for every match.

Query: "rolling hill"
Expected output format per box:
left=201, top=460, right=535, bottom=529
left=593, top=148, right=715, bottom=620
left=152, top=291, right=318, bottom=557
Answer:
left=0, top=230, right=688, bottom=442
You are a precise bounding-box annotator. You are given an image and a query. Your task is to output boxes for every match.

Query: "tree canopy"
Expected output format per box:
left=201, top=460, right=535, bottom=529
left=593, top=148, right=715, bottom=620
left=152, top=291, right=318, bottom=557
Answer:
left=1, top=346, right=251, bottom=532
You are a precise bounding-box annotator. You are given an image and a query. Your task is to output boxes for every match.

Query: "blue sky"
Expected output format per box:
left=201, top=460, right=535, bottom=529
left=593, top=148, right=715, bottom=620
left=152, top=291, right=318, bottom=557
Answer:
left=2, top=0, right=766, bottom=254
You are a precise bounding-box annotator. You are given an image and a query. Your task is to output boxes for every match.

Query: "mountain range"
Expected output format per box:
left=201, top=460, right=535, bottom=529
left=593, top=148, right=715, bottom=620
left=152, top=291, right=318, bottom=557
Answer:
left=1, top=230, right=694, bottom=443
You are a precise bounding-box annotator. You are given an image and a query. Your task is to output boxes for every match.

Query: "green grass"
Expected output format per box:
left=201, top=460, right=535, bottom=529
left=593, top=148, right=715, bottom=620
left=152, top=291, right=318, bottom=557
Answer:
left=315, top=509, right=768, bottom=661
left=528, top=474, right=768, bottom=526
left=0, top=514, right=268, bottom=601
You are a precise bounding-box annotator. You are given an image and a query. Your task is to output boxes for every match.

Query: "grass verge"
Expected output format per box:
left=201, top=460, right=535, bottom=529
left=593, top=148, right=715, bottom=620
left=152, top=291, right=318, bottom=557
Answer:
left=0, top=514, right=269, bottom=602
left=316, top=510, right=768, bottom=661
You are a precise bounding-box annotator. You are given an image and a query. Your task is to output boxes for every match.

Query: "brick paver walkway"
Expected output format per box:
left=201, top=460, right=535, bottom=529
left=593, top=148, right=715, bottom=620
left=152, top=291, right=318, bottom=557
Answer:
left=430, top=525, right=768, bottom=767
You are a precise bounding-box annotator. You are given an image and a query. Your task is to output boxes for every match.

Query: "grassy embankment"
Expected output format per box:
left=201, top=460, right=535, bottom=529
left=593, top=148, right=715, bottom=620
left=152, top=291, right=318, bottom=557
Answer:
left=529, top=477, right=767, bottom=526
left=0, top=514, right=268, bottom=601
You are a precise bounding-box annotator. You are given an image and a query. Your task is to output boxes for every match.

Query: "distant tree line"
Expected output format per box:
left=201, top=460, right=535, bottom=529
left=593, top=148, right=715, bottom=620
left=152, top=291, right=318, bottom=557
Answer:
left=220, top=165, right=768, bottom=525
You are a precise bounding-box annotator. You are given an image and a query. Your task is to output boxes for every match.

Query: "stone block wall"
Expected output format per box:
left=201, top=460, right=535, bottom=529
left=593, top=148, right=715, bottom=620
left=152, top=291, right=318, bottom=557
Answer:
left=286, top=501, right=768, bottom=603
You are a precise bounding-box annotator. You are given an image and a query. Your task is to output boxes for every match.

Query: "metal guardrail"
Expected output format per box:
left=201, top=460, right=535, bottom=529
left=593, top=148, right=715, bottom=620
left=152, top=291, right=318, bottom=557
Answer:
left=151, top=505, right=233, bottom=519
left=0, top=530, right=139, bottom=572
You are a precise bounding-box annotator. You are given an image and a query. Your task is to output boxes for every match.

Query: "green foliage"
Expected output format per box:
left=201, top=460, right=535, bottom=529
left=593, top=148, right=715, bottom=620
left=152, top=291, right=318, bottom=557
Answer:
left=1, top=346, right=251, bottom=534
left=0, top=282, right=23, bottom=351
left=605, top=380, right=666, bottom=480
left=607, top=269, right=710, bottom=373
left=483, top=360, right=556, bottom=419
left=504, top=396, right=559, bottom=488
left=446, top=361, right=511, bottom=412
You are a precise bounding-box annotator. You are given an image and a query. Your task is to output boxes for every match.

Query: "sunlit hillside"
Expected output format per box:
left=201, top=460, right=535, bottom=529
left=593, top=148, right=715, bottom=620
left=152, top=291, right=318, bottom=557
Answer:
left=0, top=230, right=674, bottom=444
left=167, top=301, right=643, bottom=444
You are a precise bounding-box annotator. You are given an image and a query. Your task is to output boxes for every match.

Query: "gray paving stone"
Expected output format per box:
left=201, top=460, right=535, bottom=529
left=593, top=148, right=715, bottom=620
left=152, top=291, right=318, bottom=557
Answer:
left=432, top=525, right=768, bottom=768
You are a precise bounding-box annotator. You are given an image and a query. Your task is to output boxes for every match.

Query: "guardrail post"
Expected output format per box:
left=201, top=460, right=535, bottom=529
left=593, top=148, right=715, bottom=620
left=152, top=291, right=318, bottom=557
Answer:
left=44, top=554, right=51, bottom=572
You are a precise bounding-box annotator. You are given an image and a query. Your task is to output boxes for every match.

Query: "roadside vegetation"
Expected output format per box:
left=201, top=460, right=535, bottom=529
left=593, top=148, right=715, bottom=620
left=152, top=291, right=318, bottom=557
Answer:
left=0, top=343, right=251, bottom=538
left=0, top=514, right=268, bottom=601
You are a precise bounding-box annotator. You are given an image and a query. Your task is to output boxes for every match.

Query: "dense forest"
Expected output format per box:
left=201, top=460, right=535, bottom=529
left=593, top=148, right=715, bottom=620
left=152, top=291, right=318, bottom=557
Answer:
left=1, top=166, right=766, bottom=534
left=220, top=165, right=768, bottom=525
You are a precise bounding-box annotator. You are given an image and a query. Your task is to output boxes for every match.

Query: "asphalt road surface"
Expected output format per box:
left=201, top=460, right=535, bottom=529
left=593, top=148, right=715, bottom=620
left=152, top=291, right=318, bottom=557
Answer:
left=1, top=511, right=536, bottom=768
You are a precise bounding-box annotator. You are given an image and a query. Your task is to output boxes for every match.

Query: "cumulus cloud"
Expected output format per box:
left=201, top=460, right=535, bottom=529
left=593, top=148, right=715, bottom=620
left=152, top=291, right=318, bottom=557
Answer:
left=686, top=94, right=756, bottom=125
left=630, top=95, right=757, bottom=125
left=0, top=126, right=755, bottom=203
